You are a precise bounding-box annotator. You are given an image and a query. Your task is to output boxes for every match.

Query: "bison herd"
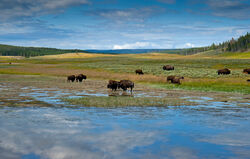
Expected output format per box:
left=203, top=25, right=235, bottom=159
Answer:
left=67, top=66, right=250, bottom=92
left=134, top=65, right=250, bottom=84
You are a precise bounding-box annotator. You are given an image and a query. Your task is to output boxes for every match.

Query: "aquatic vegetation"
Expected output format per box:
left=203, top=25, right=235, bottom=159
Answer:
left=63, top=96, right=197, bottom=107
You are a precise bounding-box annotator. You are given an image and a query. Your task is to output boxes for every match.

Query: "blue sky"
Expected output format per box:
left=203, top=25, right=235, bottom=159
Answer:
left=0, top=0, right=250, bottom=49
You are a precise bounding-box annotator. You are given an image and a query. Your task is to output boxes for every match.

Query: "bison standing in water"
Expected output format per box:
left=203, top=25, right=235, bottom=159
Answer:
left=172, top=76, right=184, bottom=84
left=67, top=75, right=76, bottom=82
left=107, top=80, right=119, bottom=91
left=217, top=68, right=231, bottom=75
left=118, top=80, right=134, bottom=91
left=135, top=69, right=144, bottom=75
left=76, top=74, right=87, bottom=82
left=243, top=68, right=250, bottom=74
left=163, top=65, right=174, bottom=71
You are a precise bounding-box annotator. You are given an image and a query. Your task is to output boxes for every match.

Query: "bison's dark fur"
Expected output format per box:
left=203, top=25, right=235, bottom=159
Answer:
left=163, top=65, right=174, bottom=71
left=67, top=75, right=76, bottom=82
left=217, top=68, right=231, bottom=75
left=247, top=79, right=250, bottom=82
left=76, top=74, right=87, bottom=82
left=118, top=80, right=134, bottom=91
left=167, top=75, right=176, bottom=83
left=135, top=69, right=144, bottom=75
left=172, top=76, right=184, bottom=84
left=243, top=68, right=250, bottom=74
left=107, top=80, right=119, bottom=91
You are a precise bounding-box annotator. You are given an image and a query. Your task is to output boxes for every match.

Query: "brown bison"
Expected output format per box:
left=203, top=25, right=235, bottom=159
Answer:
left=243, top=68, right=250, bottom=74
left=172, top=76, right=184, bottom=84
left=217, top=68, right=231, bottom=75
left=118, top=80, right=134, bottom=91
left=107, top=80, right=119, bottom=91
left=167, top=75, right=176, bottom=83
left=135, top=69, right=144, bottom=75
left=163, top=65, right=174, bottom=71
left=76, top=74, right=87, bottom=82
left=67, top=75, right=76, bottom=82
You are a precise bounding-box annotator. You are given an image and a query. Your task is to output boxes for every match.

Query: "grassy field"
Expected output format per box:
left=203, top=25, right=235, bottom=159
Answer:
left=0, top=52, right=249, bottom=94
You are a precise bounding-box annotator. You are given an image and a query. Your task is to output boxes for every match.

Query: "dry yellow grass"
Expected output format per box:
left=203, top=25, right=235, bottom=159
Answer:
left=130, top=53, right=185, bottom=59
left=0, top=56, right=24, bottom=60
left=12, top=64, right=166, bottom=83
left=31, top=52, right=115, bottom=59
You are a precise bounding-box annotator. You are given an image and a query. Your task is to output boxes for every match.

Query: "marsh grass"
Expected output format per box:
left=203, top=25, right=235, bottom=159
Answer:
left=150, top=78, right=250, bottom=94
left=63, top=96, right=196, bottom=107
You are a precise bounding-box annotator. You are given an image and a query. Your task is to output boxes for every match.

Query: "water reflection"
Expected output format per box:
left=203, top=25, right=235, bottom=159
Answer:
left=0, top=83, right=250, bottom=158
left=0, top=103, right=250, bottom=159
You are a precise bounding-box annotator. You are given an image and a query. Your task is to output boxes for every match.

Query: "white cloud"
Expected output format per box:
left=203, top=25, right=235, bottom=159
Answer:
left=113, top=42, right=154, bottom=49
left=184, top=43, right=195, bottom=48
left=87, top=7, right=165, bottom=23
left=0, top=0, right=89, bottom=21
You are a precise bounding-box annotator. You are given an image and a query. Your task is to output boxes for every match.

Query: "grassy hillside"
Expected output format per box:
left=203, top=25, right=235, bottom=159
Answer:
left=0, top=44, right=87, bottom=57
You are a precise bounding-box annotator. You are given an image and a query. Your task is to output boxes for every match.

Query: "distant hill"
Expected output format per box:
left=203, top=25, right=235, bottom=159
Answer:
left=211, top=32, right=250, bottom=52
left=164, top=32, right=250, bottom=55
left=0, top=44, right=87, bottom=57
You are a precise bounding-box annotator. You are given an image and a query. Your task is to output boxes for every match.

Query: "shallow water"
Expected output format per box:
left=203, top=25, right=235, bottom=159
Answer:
left=0, top=84, right=250, bottom=159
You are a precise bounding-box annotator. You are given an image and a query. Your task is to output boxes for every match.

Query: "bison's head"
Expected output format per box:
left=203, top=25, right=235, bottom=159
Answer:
left=107, top=84, right=111, bottom=88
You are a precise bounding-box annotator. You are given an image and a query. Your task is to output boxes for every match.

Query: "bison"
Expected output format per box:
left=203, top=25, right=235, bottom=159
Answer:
left=118, top=80, right=134, bottom=91
left=167, top=75, right=176, bottom=83
left=107, top=80, right=119, bottom=91
left=217, top=68, right=231, bottom=75
left=135, top=69, right=144, bottom=75
left=243, top=68, right=250, bottom=74
left=163, top=65, right=174, bottom=71
left=67, top=75, right=76, bottom=82
left=172, top=76, right=184, bottom=84
left=76, top=74, right=87, bottom=82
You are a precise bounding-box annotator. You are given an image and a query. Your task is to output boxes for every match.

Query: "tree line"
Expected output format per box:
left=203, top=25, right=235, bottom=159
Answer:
left=176, top=32, right=250, bottom=55
left=214, top=32, right=250, bottom=52
left=0, top=44, right=86, bottom=57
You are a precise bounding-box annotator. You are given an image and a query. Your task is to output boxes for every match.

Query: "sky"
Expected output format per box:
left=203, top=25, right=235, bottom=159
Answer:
left=0, top=0, right=250, bottom=50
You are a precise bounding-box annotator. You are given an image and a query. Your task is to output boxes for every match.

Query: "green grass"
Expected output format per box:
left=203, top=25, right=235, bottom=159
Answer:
left=51, top=57, right=249, bottom=79
left=150, top=80, right=250, bottom=94
left=63, top=96, right=196, bottom=107
left=0, top=54, right=249, bottom=94
left=219, top=51, right=250, bottom=58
